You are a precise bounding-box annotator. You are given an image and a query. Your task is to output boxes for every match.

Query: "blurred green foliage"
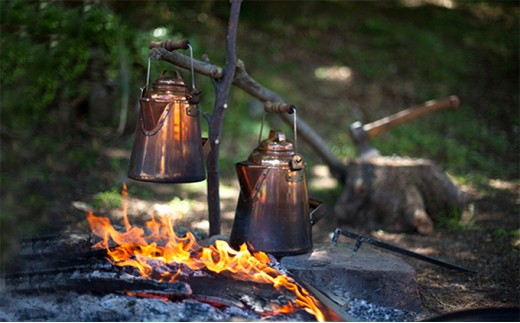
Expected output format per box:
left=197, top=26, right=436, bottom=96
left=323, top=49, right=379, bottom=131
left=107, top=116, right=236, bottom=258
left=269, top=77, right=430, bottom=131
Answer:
left=93, top=187, right=122, bottom=210
left=2, top=0, right=518, bottom=178
left=1, top=0, right=129, bottom=131
left=233, top=1, right=518, bottom=181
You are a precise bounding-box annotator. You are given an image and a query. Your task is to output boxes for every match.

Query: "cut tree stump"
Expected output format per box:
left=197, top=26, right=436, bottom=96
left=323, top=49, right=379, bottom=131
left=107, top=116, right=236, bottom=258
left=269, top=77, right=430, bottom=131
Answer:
left=334, top=156, right=467, bottom=234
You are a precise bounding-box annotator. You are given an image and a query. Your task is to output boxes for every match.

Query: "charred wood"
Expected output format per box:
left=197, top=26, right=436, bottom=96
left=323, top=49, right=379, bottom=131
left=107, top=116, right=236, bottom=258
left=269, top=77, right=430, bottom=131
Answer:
left=186, top=276, right=295, bottom=314
left=5, top=270, right=192, bottom=298
left=7, top=233, right=106, bottom=274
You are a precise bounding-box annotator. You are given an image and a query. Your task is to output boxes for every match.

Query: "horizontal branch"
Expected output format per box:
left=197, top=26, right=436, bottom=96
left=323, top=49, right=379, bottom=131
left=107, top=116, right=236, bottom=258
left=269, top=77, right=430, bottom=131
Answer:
left=150, top=47, right=223, bottom=79
left=150, top=47, right=346, bottom=180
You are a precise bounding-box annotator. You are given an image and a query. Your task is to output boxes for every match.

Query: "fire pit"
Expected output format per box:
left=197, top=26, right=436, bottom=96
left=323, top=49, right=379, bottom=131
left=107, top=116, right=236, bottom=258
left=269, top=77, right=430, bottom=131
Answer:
left=1, top=207, right=348, bottom=322
left=1, top=207, right=426, bottom=322
left=2, top=182, right=435, bottom=322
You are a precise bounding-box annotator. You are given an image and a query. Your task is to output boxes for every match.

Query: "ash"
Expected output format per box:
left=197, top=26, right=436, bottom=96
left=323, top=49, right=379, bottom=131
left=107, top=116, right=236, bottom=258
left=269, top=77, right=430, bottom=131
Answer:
left=0, top=291, right=419, bottom=322
left=0, top=290, right=313, bottom=322
left=344, top=298, right=418, bottom=322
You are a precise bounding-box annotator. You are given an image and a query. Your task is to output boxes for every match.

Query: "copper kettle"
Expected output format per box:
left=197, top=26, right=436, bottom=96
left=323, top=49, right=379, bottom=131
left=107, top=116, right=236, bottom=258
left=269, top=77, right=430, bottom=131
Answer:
left=128, top=69, right=206, bottom=183
left=230, top=124, right=326, bottom=257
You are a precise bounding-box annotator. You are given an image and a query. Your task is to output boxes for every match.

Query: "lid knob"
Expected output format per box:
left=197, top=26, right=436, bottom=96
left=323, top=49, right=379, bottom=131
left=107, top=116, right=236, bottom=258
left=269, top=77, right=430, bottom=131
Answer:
left=258, top=130, right=294, bottom=152
left=270, top=129, right=286, bottom=142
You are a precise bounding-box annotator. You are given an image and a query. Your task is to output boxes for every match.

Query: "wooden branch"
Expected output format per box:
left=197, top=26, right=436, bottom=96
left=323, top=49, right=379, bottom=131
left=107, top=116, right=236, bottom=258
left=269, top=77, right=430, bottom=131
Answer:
left=204, top=0, right=242, bottom=236
left=150, top=48, right=223, bottom=79
left=150, top=50, right=346, bottom=181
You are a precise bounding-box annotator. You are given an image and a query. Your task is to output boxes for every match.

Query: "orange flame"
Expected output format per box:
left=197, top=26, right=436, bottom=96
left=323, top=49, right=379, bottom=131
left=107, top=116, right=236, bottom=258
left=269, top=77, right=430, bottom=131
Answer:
left=86, top=186, right=325, bottom=321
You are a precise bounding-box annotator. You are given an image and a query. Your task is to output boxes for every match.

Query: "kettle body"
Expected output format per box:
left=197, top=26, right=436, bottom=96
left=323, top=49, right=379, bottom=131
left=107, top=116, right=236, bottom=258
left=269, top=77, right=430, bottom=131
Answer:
left=128, top=71, right=205, bottom=183
left=230, top=130, right=318, bottom=257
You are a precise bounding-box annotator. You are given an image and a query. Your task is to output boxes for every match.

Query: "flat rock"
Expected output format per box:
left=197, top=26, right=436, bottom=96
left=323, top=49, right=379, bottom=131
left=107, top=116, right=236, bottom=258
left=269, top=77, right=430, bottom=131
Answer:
left=281, top=241, right=424, bottom=313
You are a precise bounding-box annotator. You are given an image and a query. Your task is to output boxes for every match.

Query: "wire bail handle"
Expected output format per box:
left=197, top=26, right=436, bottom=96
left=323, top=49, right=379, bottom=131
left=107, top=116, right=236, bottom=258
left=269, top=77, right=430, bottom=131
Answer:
left=146, top=39, right=197, bottom=94
left=259, top=102, right=298, bottom=152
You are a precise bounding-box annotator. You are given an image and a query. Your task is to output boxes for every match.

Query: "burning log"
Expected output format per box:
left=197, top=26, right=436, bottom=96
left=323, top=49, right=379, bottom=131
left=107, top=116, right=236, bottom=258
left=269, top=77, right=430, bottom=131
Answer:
left=3, top=233, right=311, bottom=320
left=4, top=248, right=318, bottom=321
left=186, top=276, right=296, bottom=314
left=85, top=209, right=331, bottom=321
left=5, top=236, right=192, bottom=298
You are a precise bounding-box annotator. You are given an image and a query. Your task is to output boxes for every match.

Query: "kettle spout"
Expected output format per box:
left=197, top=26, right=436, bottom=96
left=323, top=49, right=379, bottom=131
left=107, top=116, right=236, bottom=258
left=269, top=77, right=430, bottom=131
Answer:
left=235, top=163, right=270, bottom=201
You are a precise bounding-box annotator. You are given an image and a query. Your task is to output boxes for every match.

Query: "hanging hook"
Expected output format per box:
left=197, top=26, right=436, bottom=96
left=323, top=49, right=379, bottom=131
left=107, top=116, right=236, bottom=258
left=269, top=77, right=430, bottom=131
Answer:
left=258, top=111, right=266, bottom=145
left=147, top=38, right=197, bottom=98
left=141, top=57, right=152, bottom=98
left=261, top=101, right=297, bottom=152
left=187, top=43, right=196, bottom=92
left=293, top=107, right=298, bottom=152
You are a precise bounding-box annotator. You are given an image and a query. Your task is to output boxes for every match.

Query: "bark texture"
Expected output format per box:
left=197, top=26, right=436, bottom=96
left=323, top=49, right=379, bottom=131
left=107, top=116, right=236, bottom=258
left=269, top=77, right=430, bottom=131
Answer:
left=334, top=156, right=467, bottom=234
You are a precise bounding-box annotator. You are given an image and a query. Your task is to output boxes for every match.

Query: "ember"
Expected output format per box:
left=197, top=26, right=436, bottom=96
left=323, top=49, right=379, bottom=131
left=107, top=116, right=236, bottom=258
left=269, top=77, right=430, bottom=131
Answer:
left=86, top=185, right=325, bottom=321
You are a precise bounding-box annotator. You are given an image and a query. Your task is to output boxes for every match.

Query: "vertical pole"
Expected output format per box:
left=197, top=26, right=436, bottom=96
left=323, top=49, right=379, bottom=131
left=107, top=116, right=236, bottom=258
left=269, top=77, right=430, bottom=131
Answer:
left=205, top=0, right=242, bottom=236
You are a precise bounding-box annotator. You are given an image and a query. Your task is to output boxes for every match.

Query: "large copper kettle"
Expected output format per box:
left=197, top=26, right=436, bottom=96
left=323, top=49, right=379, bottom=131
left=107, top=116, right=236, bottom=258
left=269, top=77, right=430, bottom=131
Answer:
left=128, top=70, right=206, bottom=183
left=230, top=128, right=326, bottom=257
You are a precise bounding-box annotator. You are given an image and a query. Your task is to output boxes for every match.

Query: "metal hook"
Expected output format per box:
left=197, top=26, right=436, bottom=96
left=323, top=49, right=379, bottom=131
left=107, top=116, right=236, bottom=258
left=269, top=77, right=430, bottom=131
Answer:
left=258, top=111, right=266, bottom=145
left=293, top=108, right=298, bottom=153
left=146, top=57, right=151, bottom=90
left=330, top=228, right=477, bottom=273
left=187, top=43, right=196, bottom=91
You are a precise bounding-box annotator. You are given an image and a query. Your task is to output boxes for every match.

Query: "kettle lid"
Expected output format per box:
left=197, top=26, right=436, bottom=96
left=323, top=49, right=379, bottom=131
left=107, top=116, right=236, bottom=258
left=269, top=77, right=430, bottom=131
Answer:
left=152, top=70, right=188, bottom=93
left=247, top=129, right=302, bottom=167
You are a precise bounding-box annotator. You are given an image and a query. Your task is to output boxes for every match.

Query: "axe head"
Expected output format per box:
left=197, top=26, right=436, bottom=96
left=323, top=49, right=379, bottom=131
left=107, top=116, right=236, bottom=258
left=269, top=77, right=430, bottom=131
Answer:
left=349, top=121, right=380, bottom=160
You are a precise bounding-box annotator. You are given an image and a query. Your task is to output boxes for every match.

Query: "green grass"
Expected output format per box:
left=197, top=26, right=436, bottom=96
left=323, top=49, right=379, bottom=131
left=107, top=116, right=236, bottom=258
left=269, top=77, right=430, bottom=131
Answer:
left=93, top=187, right=123, bottom=210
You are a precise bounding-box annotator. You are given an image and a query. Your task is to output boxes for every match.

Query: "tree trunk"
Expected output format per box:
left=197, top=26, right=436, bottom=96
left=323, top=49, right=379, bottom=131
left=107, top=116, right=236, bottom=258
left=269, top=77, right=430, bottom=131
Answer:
left=204, top=0, right=242, bottom=236
left=334, top=156, right=467, bottom=234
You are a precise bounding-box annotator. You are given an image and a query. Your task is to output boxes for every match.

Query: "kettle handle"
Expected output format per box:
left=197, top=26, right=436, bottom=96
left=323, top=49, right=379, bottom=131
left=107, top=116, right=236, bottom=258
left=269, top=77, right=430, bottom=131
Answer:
left=142, top=39, right=198, bottom=93
left=309, top=198, right=327, bottom=225
left=149, top=39, right=190, bottom=51
left=264, top=102, right=295, bottom=114
left=259, top=102, right=298, bottom=152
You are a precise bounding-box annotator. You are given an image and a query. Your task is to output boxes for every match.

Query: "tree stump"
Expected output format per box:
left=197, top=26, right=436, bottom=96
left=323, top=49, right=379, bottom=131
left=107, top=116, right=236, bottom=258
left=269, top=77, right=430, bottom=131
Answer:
left=334, top=156, right=467, bottom=234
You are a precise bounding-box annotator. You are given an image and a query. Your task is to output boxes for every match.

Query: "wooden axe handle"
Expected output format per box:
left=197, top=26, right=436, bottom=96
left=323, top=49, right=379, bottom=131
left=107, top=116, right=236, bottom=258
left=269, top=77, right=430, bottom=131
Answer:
left=364, top=95, right=460, bottom=140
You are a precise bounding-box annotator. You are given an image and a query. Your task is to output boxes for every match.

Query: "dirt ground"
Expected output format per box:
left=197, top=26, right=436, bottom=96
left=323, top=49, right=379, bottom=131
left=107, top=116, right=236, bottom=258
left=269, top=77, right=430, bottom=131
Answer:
left=329, top=183, right=519, bottom=319
left=301, top=172, right=520, bottom=319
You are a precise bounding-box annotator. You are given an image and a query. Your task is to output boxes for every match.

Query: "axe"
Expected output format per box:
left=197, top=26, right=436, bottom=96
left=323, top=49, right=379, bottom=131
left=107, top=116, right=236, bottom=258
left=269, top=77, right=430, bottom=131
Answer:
left=349, top=95, right=460, bottom=159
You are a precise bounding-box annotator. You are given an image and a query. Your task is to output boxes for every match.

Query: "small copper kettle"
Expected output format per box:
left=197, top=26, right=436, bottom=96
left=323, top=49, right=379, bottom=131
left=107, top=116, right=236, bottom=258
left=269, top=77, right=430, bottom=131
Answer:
left=230, top=127, right=325, bottom=257
left=128, top=69, right=206, bottom=183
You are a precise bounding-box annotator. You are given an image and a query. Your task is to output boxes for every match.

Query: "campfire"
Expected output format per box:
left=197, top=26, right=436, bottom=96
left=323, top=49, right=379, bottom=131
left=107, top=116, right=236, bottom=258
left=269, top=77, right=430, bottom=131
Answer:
left=2, top=183, right=422, bottom=322
left=86, top=185, right=326, bottom=321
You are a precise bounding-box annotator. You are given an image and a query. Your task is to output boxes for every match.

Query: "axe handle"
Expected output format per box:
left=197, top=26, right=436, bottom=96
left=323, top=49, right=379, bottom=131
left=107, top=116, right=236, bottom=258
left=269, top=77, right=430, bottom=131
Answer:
left=364, top=95, right=460, bottom=140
